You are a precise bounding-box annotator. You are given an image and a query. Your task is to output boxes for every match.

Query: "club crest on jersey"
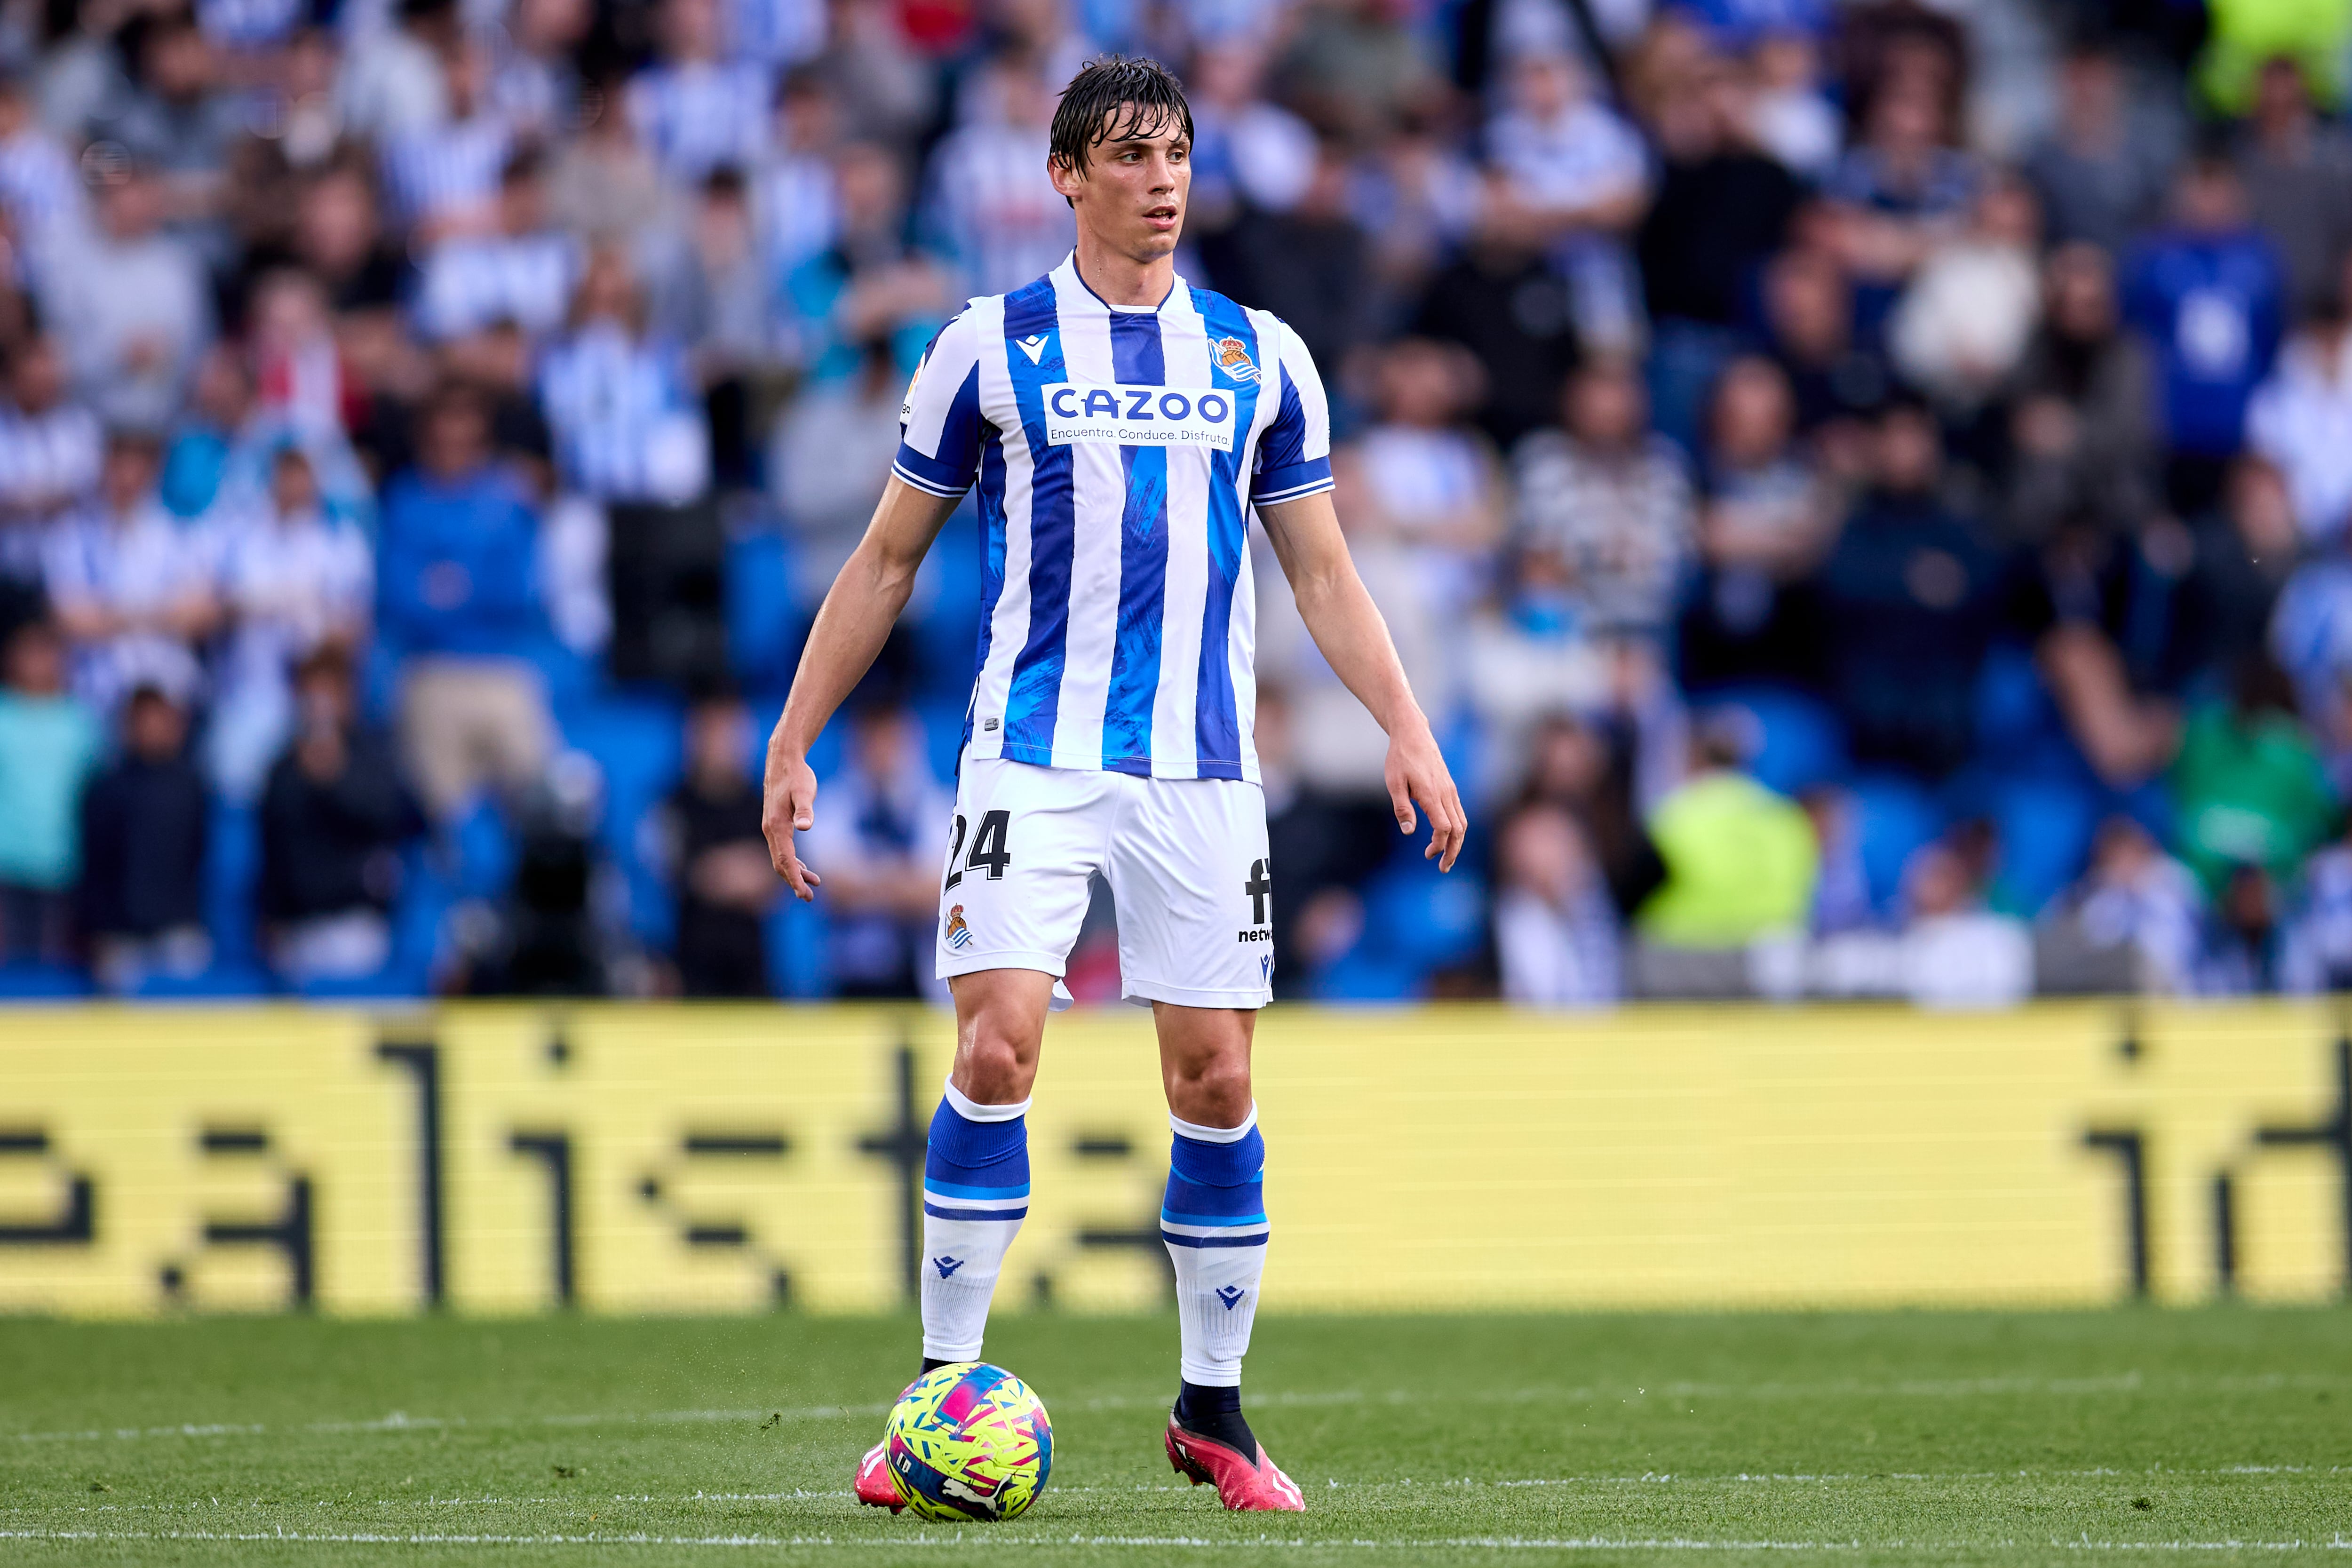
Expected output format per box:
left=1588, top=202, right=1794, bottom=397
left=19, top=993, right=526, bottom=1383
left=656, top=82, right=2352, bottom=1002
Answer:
left=1214, top=336, right=1261, bottom=384
left=945, top=904, right=972, bottom=950
left=1041, top=383, right=1236, bottom=450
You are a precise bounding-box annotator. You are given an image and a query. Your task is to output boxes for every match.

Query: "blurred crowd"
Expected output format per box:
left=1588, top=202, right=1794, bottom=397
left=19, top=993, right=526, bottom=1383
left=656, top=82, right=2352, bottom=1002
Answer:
left=8, top=0, right=2352, bottom=1003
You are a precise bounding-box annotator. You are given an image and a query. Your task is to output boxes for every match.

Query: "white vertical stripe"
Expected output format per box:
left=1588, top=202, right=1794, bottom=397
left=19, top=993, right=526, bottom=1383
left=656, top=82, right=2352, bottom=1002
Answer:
left=1232, top=541, right=1260, bottom=783
left=967, top=295, right=1024, bottom=763
left=1049, top=265, right=1118, bottom=770
left=1232, top=306, right=1291, bottom=786
left=1153, top=285, right=1213, bottom=779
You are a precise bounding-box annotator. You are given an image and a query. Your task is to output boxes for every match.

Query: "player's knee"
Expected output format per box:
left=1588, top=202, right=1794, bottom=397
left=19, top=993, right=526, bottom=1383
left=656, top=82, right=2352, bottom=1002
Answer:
left=1170, top=1057, right=1253, bottom=1128
left=955, top=1031, right=1032, bottom=1105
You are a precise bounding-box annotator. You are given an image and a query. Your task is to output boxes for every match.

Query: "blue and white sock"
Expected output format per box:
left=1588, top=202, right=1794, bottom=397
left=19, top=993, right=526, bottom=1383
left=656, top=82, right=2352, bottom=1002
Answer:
left=1160, top=1106, right=1269, bottom=1388
left=920, top=1080, right=1030, bottom=1365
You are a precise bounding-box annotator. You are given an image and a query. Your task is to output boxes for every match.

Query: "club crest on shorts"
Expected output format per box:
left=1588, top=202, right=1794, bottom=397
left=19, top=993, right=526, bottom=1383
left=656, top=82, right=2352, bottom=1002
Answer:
left=1214, top=336, right=1260, bottom=384
left=945, top=904, right=972, bottom=950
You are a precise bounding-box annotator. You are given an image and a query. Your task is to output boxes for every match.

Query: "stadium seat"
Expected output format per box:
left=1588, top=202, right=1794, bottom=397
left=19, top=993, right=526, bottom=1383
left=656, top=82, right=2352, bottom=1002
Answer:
left=557, top=686, right=686, bottom=949
left=202, top=801, right=262, bottom=976
left=1693, top=685, right=1847, bottom=799
left=0, top=963, right=92, bottom=1000
left=1846, top=774, right=1947, bottom=913
left=727, top=529, right=802, bottom=692
left=129, top=961, right=276, bottom=1000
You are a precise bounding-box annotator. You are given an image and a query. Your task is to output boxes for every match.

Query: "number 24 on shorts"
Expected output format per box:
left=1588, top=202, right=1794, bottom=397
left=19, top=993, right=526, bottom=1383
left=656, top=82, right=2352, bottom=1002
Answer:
left=944, top=810, right=1013, bottom=891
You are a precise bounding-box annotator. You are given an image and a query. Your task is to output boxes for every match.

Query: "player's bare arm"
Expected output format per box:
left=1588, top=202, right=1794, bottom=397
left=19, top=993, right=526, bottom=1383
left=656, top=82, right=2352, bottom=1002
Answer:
left=759, top=476, right=961, bottom=900
left=1258, top=487, right=1470, bottom=872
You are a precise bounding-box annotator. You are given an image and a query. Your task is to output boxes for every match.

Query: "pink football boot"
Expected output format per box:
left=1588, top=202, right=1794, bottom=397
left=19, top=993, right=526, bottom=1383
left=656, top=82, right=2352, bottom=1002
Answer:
left=853, top=1440, right=904, bottom=1512
left=1163, top=1416, right=1306, bottom=1512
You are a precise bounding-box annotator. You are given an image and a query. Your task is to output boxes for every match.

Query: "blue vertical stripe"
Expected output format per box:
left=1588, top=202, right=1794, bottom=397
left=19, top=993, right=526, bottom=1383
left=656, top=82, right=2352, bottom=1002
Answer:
left=1000, top=278, right=1072, bottom=761
left=1103, top=310, right=1168, bottom=775
left=1185, top=290, right=1263, bottom=780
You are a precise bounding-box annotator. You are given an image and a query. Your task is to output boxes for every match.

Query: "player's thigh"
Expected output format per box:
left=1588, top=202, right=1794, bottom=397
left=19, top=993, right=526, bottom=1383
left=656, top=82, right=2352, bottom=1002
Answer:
left=1106, top=775, right=1274, bottom=1009
left=935, top=756, right=1109, bottom=980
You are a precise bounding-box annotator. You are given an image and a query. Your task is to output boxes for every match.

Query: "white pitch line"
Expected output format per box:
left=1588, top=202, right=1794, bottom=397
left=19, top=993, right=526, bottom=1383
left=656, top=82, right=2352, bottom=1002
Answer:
left=13, top=1372, right=2350, bottom=1449
left=6, top=1463, right=2346, bottom=1518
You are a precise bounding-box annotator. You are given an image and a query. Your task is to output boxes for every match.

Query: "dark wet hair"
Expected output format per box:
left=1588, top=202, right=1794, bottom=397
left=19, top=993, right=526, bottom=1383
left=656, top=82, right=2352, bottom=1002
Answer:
left=1048, top=55, right=1192, bottom=190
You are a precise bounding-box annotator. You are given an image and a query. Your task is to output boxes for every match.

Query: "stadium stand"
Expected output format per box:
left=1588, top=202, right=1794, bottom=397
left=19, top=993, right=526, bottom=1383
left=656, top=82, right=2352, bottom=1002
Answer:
left=5, top=0, right=2352, bottom=1004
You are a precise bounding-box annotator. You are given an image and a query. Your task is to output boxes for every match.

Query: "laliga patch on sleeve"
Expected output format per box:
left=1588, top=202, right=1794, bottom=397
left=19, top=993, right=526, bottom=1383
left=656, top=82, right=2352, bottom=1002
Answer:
left=1041, top=383, right=1235, bottom=450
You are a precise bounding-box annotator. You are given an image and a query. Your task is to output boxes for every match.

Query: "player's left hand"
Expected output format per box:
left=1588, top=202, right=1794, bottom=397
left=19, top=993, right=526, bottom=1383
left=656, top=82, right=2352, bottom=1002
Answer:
left=761, top=751, right=826, bottom=902
left=1384, top=722, right=1467, bottom=873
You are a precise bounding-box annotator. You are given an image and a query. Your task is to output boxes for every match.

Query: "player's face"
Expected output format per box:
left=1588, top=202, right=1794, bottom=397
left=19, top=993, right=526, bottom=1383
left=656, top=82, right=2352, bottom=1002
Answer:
left=1056, top=108, right=1190, bottom=262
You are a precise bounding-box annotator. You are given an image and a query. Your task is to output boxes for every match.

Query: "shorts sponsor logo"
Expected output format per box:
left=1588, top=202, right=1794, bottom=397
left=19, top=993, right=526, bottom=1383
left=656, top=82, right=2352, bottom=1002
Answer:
left=1236, top=927, right=1270, bottom=943
left=945, top=904, right=972, bottom=950
left=1214, top=336, right=1260, bottom=384
left=1041, top=383, right=1234, bottom=450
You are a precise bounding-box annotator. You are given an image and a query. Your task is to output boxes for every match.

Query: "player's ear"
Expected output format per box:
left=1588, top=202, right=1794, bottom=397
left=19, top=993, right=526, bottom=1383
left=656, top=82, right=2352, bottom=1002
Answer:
left=1047, top=151, right=1083, bottom=207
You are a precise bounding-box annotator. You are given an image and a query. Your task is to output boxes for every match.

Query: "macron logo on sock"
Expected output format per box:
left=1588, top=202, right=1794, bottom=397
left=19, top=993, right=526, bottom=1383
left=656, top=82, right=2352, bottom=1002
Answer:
left=933, top=1256, right=965, bottom=1279
left=1215, top=1286, right=1245, bottom=1310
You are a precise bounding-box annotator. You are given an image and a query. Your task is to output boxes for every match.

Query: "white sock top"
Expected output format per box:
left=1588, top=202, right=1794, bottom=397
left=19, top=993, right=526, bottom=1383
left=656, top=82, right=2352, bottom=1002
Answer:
left=943, top=1077, right=1031, bottom=1122
left=1168, top=1103, right=1258, bottom=1143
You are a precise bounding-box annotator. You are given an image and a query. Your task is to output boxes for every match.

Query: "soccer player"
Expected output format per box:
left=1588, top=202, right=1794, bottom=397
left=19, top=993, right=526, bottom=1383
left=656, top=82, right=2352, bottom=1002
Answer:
left=759, top=56, right=1466, bottom=1514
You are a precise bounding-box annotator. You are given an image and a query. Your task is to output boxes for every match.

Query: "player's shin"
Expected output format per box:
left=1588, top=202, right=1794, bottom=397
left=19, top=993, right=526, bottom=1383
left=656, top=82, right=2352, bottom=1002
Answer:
left=919, top=1080, right=1031, bottom=1366
left=1160, top=1108, right=1268, bottom=1433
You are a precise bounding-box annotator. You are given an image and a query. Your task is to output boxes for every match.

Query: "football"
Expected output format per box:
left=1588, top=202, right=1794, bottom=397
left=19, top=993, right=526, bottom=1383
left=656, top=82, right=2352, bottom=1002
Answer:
left=882, top=1362, right=1055, bottom=1521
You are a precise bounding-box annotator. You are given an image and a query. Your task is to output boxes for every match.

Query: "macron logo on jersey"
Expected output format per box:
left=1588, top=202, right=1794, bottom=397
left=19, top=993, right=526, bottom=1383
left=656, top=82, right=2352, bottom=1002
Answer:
left=1042, top=383, right=1236, bottom=451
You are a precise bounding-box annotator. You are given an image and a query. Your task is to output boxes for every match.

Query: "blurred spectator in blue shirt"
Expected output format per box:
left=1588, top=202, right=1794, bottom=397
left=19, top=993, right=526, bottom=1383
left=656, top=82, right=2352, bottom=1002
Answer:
left=79, top=683, right=209, bottom=992
left=0, top=619, right=101, bottom=964
left=377, top=382, right=555, bottom=818
left=2123, top=154, right=2285, bottom=514
left=802, top=699, right=951, bottom=999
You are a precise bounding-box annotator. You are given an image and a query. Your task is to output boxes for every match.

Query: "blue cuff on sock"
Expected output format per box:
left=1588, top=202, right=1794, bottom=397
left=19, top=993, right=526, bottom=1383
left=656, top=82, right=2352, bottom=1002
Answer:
left=927, top=1096, right=1030, bottom=1192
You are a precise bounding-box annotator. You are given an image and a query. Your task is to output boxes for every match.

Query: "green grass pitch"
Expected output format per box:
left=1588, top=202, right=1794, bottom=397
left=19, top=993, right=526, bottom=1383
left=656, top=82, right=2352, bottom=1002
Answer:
left=1, top=1308, right=2347, bottom=1565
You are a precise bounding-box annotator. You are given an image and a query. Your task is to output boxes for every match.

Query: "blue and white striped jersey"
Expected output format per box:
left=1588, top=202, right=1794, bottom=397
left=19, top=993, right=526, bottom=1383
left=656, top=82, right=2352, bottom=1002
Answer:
left=894, top=255, right=1335, bottom=784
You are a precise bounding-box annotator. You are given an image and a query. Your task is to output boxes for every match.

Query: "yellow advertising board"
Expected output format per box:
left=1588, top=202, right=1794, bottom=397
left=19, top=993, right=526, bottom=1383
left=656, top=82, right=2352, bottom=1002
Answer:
left=0, top=1002, right=2344, bottom=1316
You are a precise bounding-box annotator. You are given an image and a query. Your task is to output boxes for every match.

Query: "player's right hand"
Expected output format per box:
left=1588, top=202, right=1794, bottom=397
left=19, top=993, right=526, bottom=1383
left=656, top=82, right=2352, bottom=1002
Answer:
left=761, top=753, right=825, bottom=901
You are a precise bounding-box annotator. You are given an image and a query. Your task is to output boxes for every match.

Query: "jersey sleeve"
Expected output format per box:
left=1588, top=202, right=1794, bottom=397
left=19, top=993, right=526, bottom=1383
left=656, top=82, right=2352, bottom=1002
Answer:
left=1249, top=318, right=1335, bottom=508
left=891, top=308, right=987, bottom=498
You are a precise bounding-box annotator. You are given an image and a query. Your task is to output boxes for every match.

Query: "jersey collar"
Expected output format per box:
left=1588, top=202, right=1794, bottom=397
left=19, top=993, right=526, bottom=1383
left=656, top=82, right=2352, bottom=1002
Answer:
left=1054, top=253, right=1183, bottom=316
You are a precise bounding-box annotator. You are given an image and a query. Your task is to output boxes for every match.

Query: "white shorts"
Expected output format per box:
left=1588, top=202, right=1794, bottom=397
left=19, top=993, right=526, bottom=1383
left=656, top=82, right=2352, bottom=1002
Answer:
left=934, top=755, right=1274, bottom=1010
